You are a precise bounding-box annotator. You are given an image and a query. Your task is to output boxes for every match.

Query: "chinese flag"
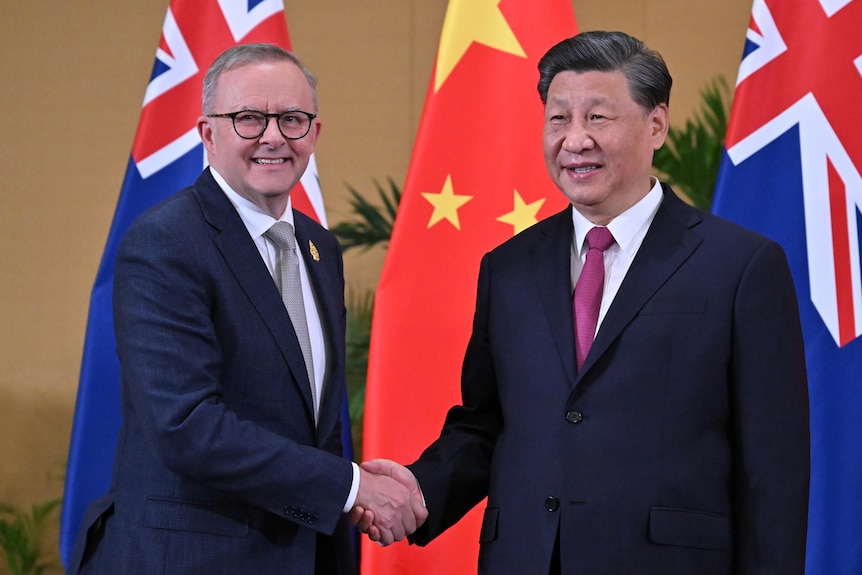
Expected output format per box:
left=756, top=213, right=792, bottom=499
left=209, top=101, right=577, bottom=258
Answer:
left=362, top=1, right=577, bottom=573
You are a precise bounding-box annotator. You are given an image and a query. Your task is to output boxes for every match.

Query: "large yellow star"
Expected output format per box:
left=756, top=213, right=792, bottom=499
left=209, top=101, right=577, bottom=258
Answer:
left=434, top=0, right=527, bottom=92
left=497, top=190, right=546, bottom=235
left=422, top=175, right=473, bottom=229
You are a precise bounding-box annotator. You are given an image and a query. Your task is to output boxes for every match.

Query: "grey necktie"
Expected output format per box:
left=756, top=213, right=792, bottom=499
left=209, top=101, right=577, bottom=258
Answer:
left=265, top=222, right=316, bottom=417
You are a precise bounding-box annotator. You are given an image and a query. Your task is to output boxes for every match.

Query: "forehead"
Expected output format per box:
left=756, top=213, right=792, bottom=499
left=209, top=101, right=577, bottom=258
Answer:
left=214, top=60, right=314, bottom=109
left=546, top=69, right=633, bottom=106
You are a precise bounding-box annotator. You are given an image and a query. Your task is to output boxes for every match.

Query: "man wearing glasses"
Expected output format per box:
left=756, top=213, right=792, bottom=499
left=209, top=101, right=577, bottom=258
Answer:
left=68, top=44, right=425, bottom=575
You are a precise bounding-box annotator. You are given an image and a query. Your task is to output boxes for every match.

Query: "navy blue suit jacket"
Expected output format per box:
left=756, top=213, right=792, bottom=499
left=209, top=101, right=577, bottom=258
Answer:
left=70, top=169, right=354, bottom=574
left=410, top=185, right=809, bottom=574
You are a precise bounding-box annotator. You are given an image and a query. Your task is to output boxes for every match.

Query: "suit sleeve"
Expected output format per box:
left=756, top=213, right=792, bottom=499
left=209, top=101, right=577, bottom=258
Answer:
left=730, top=239, right=809, bottom=573
left=113, top=215, right=352, bottom=535
left=409, top=253, right=502, bottom=544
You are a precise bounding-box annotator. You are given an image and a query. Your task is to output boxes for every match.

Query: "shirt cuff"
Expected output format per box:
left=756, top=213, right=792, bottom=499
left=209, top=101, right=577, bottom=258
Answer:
left=342, top=461, right=360, bottom=513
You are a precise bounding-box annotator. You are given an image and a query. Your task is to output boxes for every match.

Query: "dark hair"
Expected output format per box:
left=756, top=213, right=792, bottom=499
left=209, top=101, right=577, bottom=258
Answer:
left=202, top=43, right=318, bottom=113
left=537, top=31, right=672, bottom=112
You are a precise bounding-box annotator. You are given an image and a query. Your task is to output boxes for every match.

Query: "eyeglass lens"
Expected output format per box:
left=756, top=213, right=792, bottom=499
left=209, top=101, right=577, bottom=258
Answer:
left=233, top=111, right=312, bottom=140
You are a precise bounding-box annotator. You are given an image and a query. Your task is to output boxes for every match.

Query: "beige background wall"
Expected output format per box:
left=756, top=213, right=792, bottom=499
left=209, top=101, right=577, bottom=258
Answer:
left=0, top=0, right=749, bottom=559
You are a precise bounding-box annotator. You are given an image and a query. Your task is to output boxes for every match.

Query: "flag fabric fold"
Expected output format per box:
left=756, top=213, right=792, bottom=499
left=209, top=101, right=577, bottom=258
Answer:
left=711, top=1, right=862, bottom=572
left=59, top=1, right=348, bottom=567
left=361, top=1, right=577, bottom=572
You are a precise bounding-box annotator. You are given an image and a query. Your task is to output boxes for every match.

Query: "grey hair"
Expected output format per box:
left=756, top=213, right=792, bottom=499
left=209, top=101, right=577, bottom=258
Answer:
left=537, top=31, right=672, bottom=112
left=201, top=43, right=318, bottom=113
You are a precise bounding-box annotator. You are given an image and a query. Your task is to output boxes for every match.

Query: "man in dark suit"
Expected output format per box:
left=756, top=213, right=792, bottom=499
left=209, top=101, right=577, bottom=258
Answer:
left=69, top=43, right=425, bottom=575
left=361, top=31, right=809, bottom=573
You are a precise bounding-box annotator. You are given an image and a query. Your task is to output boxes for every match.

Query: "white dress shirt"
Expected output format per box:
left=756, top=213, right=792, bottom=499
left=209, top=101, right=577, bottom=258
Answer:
left=570, top=177, right=664, bottom=337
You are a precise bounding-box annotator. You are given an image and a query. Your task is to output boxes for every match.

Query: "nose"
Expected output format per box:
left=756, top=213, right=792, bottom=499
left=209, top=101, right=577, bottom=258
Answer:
left=562, top=122, right=595, bottom=154
left=259, top=116, right=285, bottom=145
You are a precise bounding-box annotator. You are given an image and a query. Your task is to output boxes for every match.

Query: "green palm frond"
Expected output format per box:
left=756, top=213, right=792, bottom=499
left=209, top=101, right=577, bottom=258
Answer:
left=330, top=178, right=401, bottom=252
left=345, top=289, right=374, bottom=457
left=653, top=76, right=731, bottom=210
left=0, top=499, right=61, bottom=575
left=334, top=178, right=402, bottom=456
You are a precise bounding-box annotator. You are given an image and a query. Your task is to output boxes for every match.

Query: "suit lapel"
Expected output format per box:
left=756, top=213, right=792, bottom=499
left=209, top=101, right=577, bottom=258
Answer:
left=193, top=171, right=317, bottom=421
left=293, top=212, right=346, bottom=440
left=579, top=185, right=704, bottom=376
left=530, top=208, right=579, bottom=388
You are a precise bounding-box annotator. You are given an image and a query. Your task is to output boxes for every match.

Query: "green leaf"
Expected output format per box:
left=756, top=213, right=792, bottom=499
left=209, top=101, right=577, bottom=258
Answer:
left=330, top=178, right=402, bottom=252
left=0, top=499, right=61, bottom=575
left=333, top=179, right=403, bottom=457
left=652, top=75, right=731, bottom=210
left=345, top=289, right=375, bottom=457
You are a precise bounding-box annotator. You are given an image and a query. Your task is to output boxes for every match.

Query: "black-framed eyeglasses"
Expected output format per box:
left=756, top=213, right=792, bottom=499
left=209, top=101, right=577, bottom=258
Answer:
left=206, top=109, right=317, bottom=140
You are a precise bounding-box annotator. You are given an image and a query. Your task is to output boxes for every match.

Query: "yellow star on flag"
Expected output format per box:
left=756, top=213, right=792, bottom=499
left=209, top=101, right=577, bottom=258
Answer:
left=422, top=175, right=473, bottom=229
left=434, top=0, right=527, bottom=92
left=497, top=190, right=546, bottom=235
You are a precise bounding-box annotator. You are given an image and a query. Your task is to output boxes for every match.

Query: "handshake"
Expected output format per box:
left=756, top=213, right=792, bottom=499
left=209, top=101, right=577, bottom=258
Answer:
left=349, top=459, right=428, bottom=546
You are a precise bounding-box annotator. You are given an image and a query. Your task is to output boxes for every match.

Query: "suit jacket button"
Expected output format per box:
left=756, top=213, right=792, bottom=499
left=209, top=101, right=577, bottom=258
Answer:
left=283, top=506, right=295, bottom=516
left=545, top=497, right=560, bottom=512
left=566, top=410, right=584, bottom=423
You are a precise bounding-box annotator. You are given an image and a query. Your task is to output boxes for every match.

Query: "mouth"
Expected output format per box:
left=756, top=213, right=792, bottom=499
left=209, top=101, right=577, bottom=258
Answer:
left=565, top=163, right=600, bottom=174
left=253, top=158, right=288, bottom=165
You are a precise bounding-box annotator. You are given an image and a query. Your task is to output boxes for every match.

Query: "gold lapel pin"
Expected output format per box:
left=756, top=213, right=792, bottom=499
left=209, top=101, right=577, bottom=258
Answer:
left=309, top=240, right=320, bottom=262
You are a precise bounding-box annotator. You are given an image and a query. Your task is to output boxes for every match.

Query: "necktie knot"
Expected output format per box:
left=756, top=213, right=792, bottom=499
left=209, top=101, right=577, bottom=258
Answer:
left=265, top=221, right=297, bottom=252
left=585, top=226, right=614, bottom=253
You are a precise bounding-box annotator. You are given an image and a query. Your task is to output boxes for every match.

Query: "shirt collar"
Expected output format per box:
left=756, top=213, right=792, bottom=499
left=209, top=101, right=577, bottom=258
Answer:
left=571, top=177, right=663, bottom=256
left=210, top=167, right=295, bottom=240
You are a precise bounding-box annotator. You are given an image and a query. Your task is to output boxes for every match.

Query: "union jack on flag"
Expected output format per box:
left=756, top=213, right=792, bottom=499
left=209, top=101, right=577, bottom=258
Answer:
left=712, top=0, right=862, bottom=571
left=60, top=1, right=338, bottom=567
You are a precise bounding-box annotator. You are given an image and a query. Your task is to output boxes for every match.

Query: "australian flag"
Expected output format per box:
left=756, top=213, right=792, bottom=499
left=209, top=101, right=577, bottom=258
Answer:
left=59, top=0, right=349, bottom=567
left=712, top=0, right=862, bottom=571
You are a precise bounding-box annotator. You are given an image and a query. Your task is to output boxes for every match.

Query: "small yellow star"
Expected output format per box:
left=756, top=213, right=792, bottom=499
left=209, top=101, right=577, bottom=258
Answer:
left=434, top=0, right=527, bottom=92
left=422, top=175, right=473, bottom=229
left=497, top=190, right=546, bottom=235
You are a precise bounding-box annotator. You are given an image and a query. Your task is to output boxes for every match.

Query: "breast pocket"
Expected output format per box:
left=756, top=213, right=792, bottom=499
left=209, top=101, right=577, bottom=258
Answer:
left=639, top=297, right=707, bottom=316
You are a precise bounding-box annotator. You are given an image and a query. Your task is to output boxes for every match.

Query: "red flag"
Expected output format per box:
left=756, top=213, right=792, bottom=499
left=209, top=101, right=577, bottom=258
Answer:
left=362, top=1, right=577, bottom=572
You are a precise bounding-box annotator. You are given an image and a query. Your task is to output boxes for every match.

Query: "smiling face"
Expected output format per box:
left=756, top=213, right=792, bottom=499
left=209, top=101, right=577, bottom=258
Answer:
left=197, top=60, right=320, bottom=218
left=542, top=70, right=668, bottom=225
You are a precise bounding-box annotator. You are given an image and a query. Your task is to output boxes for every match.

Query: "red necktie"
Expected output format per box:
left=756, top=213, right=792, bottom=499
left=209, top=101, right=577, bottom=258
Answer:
left=573, top=226, right=615, bottom=370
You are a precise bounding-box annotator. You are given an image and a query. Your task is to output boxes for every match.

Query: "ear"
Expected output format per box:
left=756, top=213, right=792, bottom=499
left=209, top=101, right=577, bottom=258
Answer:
left=197, top=115, right=216, bottom=155
left=308, top=117, right=322, bottom=144
left=649, top=103, right=669, bottom=150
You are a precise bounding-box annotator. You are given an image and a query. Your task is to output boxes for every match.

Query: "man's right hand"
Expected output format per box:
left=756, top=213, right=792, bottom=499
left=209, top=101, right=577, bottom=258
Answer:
left=351, top=460, right=427, bottom=546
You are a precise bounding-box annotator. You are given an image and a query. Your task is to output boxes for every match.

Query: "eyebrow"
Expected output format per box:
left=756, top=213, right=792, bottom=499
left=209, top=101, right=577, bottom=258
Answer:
left=547, top=95, right=612, bottom=108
